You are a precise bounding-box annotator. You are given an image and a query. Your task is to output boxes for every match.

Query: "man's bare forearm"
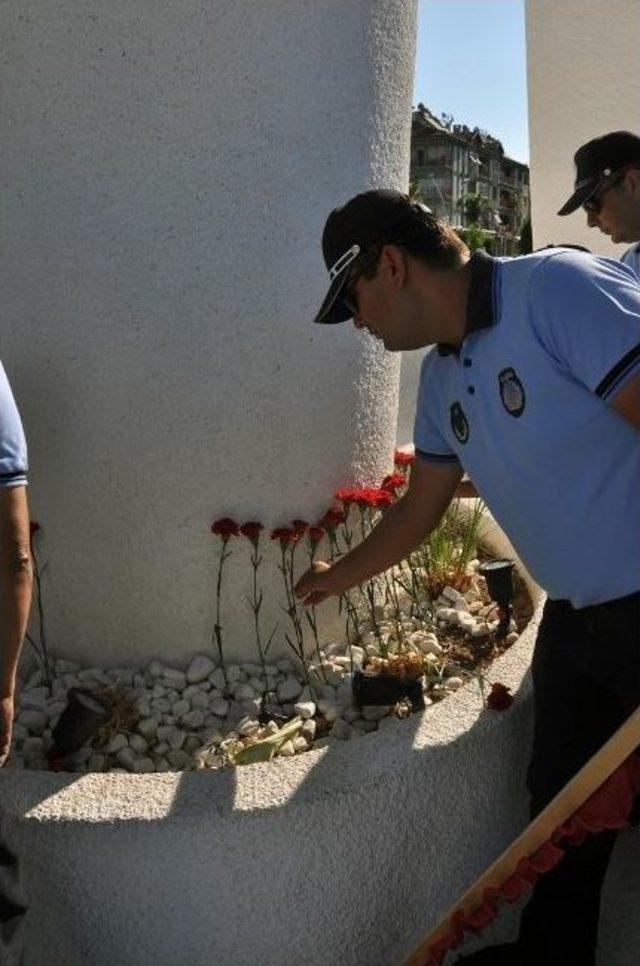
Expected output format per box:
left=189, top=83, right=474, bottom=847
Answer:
left=295, top=461, right=462, bottom=607
left=0, top=562, right=32, bottom=695
left=0, top=489, right=33, bottom=696
left=328, top=494, right=435, bottom=594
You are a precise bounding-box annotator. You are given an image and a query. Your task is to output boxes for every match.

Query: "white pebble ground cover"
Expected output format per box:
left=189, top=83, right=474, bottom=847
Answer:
left=10, top=560, right=527, bottom=774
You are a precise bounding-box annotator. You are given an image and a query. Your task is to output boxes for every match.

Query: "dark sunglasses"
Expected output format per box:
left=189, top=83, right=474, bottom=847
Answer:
left=583, top=168, right=627, bottom=214
left=342, top=246, right=384, bottom=317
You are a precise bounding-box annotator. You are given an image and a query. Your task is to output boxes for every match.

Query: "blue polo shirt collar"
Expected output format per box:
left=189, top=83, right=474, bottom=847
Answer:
left=437, top=249, right=496, bottom=357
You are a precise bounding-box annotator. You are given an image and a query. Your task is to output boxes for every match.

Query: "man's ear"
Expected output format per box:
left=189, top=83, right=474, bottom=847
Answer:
left=625, top=167, right=640, bottom=198
left=379, top=243, right=407, bottom=287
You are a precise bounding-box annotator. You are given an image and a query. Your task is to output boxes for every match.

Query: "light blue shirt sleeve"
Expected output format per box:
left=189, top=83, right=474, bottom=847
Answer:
left=530, top=251, right=640, bottom=402
left=413, top=350, right=460, bottom=463
left=0, top=361, right=28, bottom=487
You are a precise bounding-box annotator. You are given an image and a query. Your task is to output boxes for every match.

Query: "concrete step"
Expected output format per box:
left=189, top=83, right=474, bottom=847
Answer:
left=599, top=829, right=640, bottom=965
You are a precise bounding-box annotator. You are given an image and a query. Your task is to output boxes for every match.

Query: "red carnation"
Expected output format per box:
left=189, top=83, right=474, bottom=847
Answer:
left=239, top=521, right=263, bottom=542
left=211, top=517, right=239, bottom=540
left=352, top=487, right=393, bottom=508
left=270, top=527, right=299, bottom=544
left=318, top=508, right=346, bottom=530
left=381, top=472, right=406, bottom=492
left=351, top=487, right=372, bottom=506
left=370, top=488, right=394, bottom=509
left=334, top=487, right=359, bottom=505
left=308, top=525, right=325, bottom=545
left=394, top=449, right=416, bottom=467
left=486, top=682, right=514, bottom=711
left=291, top=519, right=309, bottom=536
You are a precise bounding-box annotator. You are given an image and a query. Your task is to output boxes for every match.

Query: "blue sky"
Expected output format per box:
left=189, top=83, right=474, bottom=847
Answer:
left=414, top=0, right=529, bottom=163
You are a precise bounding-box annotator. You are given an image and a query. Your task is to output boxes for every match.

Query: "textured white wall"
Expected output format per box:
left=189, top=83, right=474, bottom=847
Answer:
left=526, top=0, right=640, bottom=251
left=0, top=1, right=417, bottom=665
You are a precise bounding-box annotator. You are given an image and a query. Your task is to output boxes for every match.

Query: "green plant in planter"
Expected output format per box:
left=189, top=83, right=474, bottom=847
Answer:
left=418, top=496, right=486, bottom=600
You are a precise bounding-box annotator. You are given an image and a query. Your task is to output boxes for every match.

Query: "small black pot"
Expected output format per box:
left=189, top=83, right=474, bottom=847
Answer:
left=49, top=688, right=110, bottom=760
left=352, top=670, right=425, bottom=712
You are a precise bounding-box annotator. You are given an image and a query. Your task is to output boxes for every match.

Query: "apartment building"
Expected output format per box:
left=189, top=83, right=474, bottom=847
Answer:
left=410, top=103, right=530, bottom=247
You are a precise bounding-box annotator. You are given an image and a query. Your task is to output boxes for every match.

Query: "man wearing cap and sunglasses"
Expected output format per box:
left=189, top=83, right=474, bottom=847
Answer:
left=558, top=130, right=640, bottom=278
left=294, top=189, right=640, bottom=965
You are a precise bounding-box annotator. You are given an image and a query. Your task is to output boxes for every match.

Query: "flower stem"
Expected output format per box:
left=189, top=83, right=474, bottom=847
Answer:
left=30, top=545, right=52, bottom=691
left=213, top=541, right=231, bottom=689
left=249, top=544, right=269, bottom=688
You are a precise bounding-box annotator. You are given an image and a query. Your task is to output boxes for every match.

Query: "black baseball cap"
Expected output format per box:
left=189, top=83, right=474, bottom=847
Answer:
left=313, top=189, right=432, bottom=325
left=557, top=131, right=640, bottom=216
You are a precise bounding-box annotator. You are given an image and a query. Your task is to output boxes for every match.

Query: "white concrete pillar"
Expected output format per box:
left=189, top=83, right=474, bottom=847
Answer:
left=396, top=349, right=426, bottom=446
left=1, top=1, right=417, bottom=665
left=526, top=0, right=640, bottom=252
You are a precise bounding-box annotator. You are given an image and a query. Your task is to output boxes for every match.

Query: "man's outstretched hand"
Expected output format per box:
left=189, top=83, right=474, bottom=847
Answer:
left=294, top=560, right=338, bottom=607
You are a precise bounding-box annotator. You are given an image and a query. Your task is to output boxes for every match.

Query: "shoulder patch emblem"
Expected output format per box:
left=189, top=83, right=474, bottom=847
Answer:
left=498, top=367, right=526, bottom=417
left=450, top=401, right=469, bottom=444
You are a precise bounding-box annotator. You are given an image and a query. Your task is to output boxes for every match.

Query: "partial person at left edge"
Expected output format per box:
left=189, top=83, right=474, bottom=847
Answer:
left=0, top=360, right=32, bottom=767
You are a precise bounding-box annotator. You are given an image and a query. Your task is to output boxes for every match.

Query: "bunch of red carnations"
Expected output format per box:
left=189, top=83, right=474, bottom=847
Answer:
left=209, top=449, right=416, bottom=684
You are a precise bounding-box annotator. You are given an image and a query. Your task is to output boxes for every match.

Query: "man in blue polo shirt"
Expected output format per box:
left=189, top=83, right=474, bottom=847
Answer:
left=295, top=191, right=640, bottom=966
left=558, top=130, right=640, bottom=279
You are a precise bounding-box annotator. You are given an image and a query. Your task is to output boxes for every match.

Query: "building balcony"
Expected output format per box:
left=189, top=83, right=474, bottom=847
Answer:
left=411, top=162, right=453, bottom=175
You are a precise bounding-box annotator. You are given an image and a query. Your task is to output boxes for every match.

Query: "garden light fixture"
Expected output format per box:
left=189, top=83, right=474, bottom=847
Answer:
left=47, top=688, right=110, bottom=769
left=478, top=558, right=515, bottom=640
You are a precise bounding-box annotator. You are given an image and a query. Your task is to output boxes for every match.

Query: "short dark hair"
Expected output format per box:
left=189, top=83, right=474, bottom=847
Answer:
left=351, top=207, right=468, bottom=281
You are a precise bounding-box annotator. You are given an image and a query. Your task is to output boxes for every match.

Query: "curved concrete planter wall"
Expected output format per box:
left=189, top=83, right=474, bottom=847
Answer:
left=2, top=515, right=638, bottom=964
left=1, top=517, right=543, bottom=966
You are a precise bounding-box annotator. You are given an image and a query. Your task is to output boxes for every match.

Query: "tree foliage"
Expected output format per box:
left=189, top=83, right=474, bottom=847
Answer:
left=518, top=217, right=533, bottom=254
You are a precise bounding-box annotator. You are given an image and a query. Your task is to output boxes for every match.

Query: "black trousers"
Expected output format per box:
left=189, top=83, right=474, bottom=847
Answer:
left=517, top=590, right=640, bottom=965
